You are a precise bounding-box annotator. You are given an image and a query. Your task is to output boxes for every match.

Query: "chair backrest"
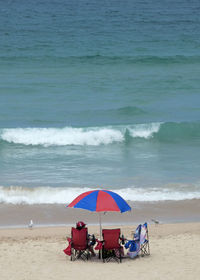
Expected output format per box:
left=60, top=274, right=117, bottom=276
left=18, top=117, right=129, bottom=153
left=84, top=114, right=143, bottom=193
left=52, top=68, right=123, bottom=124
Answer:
left=102, top=229, right=121, bottom=250
left=140, top=223, right=148, bottom=245
left=71, top=227, right=88, bottom=250
left=134, top=224, right=141, bottom=241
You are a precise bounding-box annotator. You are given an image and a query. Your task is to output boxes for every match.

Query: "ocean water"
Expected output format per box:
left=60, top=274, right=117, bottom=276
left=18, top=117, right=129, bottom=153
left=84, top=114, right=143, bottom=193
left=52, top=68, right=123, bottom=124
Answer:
left=1, top=0, right=200, bottom=204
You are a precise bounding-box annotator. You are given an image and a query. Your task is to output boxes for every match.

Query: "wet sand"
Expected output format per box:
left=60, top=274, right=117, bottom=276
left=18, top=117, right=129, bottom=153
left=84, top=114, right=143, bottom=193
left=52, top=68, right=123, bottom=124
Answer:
left=0, top=199, right=200, bottom=228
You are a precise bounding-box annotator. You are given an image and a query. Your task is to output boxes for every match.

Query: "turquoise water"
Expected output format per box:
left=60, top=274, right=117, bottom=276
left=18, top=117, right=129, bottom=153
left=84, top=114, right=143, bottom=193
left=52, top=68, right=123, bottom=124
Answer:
left=0, top=0, right=200, bottom=203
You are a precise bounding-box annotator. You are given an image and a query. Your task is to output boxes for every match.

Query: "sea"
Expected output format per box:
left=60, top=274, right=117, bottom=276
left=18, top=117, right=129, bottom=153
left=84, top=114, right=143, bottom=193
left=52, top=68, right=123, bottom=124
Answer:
left=1, top=0, right=200, bottom=205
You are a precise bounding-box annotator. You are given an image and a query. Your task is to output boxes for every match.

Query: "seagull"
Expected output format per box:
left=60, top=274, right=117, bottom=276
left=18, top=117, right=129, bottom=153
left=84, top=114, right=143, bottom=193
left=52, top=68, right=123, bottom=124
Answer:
left=151, top=218, right=159, bottom=225
left=28, top=219, right=34, bottom=229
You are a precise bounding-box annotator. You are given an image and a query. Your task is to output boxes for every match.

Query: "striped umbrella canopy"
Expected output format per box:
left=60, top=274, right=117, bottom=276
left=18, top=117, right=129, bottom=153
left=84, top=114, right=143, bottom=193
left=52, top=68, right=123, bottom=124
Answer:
left=67, top=190, right=131, bottom=213
left=67, top=190, right=131, bottom=240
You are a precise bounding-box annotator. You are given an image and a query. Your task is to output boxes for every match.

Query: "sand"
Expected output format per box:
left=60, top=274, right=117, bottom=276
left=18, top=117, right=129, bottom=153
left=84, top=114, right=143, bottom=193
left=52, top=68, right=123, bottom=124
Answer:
left=0, top=222, right=200, bottom=280
left=1, top=199, right=200, bottom=279
left=1, top=199, right=200, bottom=227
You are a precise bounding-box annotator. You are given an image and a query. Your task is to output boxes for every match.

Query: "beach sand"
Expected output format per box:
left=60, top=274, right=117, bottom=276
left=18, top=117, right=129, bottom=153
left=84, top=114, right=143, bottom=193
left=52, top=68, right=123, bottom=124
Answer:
left=0, top=222, right=200, bottom=280
left=1, top=199, right=200, bottom=280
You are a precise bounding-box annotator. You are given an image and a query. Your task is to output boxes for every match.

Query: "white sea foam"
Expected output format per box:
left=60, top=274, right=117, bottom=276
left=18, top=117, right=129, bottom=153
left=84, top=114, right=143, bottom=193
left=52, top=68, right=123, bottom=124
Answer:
left=1, top=127, right=124, bottom=146
left=0, top=123, right=162, bottom=146
left=0, top=186, right=91, bottom=205
left=0, top=185, right=200, bottom=205
left=128, top=122, right=161, bottom=139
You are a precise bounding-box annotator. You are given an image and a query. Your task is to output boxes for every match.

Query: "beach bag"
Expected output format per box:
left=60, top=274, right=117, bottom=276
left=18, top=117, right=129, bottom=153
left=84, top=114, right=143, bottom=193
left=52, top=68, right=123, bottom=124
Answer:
left=125, top=240, right=139, bottom=259
left=125, top=240, right=137, bottom=251
left=127, top=251, right=138, bottom=259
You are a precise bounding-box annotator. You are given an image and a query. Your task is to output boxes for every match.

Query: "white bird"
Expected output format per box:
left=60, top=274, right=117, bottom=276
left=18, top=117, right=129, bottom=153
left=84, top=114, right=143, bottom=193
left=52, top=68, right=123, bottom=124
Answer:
left=28, top=219, right=34, bottom=229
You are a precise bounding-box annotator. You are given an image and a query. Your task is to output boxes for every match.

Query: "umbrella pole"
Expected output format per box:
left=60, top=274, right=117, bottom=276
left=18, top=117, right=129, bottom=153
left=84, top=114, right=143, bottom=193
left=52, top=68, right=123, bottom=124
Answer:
left=99, top=212, right=102, bottom=240
left=99, top=212, right=102, bottom=259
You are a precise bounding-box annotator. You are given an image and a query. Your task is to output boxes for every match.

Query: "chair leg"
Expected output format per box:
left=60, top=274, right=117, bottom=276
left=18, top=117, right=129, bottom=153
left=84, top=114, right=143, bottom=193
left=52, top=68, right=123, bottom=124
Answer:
left=102, top=249, right=105, bottom=262
left=147, top=241, right=150, bottom=255
left=71, top=248, right=75, bottom=261
left=102, top=249, right=122, bottom=263
left=119, top=252, right=122, bottom=263
left=141, top=242, right=150, bottom=257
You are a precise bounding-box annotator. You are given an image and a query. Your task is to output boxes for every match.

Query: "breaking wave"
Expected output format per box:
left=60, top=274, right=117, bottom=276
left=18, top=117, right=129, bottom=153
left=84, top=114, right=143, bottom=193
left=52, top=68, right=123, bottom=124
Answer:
left=0, top=185, right=200, bottom=204
left=0, top=121, right=199, bottom=147
left=0, top=123, right=160, bottom=146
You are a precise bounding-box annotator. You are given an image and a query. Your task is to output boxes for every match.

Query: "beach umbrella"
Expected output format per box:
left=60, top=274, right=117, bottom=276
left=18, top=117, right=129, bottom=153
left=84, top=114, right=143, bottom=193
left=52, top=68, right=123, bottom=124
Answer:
left=67, top=189, right=131, bottom=239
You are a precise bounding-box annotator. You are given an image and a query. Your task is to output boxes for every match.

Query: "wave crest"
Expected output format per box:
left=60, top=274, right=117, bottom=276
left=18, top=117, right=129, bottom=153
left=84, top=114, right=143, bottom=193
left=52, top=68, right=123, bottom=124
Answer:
left=1, top=127, right=124, bottom=146
left=128, top=123, right=160, bottom=138
left=0, top=185, right=200, bottom=204
left=1, top=121, right=199, bottom=147
left=0, top=123, right=160, bottom=146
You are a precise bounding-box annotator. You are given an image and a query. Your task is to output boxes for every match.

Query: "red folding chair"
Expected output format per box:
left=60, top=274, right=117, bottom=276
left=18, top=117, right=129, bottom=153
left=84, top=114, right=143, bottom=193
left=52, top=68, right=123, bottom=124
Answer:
left=102, top=229, right=123, bottom=263
left=70, top=227, right=90, bottom=261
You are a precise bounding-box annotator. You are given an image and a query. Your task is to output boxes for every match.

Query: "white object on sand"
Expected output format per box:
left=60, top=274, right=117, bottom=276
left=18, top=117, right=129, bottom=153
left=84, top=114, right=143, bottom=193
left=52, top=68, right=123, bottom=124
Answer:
left=28, top=219, right=34, bottom=229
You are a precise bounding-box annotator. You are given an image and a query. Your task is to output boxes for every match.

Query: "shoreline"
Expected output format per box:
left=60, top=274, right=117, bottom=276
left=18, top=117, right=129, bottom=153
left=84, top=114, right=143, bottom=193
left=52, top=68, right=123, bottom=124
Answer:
left=0, top=198, right=200, bottom=229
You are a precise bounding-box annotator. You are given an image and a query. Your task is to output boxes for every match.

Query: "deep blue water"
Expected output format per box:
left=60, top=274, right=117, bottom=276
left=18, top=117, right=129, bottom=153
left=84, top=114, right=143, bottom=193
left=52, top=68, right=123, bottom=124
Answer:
left=0, top=0, right=200, bottom=203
